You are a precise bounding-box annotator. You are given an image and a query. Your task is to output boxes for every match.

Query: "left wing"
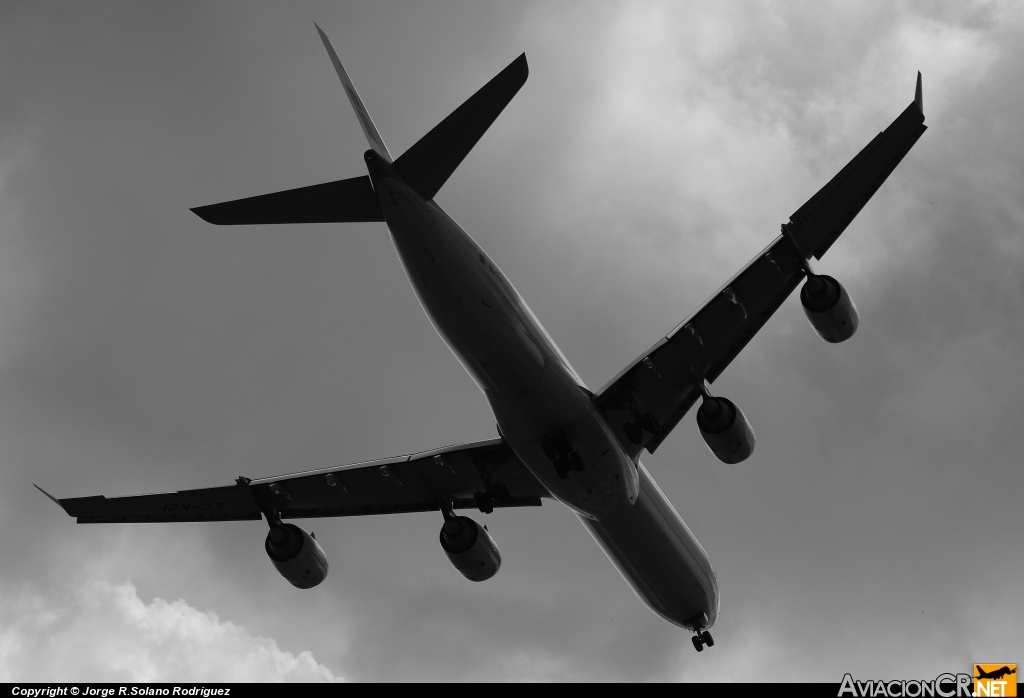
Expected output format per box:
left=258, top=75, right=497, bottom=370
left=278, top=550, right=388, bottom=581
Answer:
left=41, top=438, right=549, bottom=524
left=595, top=74, right=926, bottom=458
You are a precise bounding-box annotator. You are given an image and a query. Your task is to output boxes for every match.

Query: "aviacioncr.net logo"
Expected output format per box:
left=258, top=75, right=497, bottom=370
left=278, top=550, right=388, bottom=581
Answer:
left=838, top=673, right=973, bottom=697
left=974, top=664, right=1017, bottom=697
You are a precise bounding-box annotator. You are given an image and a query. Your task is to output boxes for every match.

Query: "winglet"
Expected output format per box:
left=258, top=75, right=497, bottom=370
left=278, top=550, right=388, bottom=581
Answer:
left=314, top=22, right=393, bottom=163
left=915, top=71, right=923, bottom=114
left=34, top=483, right=68, bottom=512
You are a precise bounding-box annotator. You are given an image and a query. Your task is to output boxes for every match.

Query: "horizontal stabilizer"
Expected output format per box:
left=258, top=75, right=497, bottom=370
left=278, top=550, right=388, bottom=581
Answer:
left=191, top=175, right=384, bottom=225
left=394, top=53, right=528, bottom=200
left=789, top=72, right=927, bottom=260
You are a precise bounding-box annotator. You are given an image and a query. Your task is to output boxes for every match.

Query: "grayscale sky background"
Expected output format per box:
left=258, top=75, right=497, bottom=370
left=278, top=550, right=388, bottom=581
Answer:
left=1, top=0, right=1021, bottom=683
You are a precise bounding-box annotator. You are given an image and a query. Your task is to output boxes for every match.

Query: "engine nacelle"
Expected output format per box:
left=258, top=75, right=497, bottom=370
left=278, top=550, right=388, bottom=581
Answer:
left=800, top=274, right=859, bottom=343
left=439, top=515, right=501, bottom=582
left=265, top=523, right=329, bottom=589
left=696, top=396, right=755, bottom=464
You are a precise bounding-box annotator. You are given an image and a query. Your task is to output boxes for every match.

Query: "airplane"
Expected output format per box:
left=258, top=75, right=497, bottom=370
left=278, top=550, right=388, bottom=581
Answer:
left=37, top=25, right=927, bottom=652
left=976, top=667, right=1017, bottom=681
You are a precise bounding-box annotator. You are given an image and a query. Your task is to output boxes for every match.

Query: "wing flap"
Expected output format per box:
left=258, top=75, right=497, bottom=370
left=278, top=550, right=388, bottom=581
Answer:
left=250, top=438, right=547, bottom=518
left=191, top=175, right=383, bottom=225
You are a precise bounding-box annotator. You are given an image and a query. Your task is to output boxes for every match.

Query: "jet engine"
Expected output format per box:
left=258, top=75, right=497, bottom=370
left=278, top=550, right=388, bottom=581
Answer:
left=439, top=514, right=501, bottom=582
left=696, top=396, right=755, bottom=464
left=265, top=523, right=329, bottom=589
left=800, top=274, right=859, bottom=343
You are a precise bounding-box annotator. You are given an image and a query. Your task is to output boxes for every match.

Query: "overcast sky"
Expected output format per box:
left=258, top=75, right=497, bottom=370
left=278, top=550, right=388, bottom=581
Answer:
left=1, top=0, right=1021, bottom=683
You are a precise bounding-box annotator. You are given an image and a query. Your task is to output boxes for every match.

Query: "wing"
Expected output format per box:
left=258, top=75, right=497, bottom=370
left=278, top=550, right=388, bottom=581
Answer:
left=41, top=438, right=550, bottom=524
left=789, top=73, right=927, bottom=260
left=594, top=74, right=927, bottom=458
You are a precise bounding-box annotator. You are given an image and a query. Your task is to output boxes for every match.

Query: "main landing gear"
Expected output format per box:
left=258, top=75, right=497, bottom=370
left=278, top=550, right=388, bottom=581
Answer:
left=691, top=630, right=714, bottom=652
left=542, top=432, right=584, bottom=480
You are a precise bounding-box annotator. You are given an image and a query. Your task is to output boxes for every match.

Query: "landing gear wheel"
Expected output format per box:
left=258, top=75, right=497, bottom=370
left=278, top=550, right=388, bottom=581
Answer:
left=700, top=631, right=714, bottom=647
left=691, top=635, right=704, bottom=652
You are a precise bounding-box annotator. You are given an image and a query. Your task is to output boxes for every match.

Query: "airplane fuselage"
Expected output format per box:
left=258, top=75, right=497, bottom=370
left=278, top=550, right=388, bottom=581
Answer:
left=367, top=153, right=719, bottom=631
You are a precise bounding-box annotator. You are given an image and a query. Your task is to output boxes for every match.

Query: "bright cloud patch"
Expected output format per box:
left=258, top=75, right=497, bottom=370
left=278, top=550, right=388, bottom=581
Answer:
left=536, top=0, right=1007, bottom=291
left=0, top=581, right=342, bottom=682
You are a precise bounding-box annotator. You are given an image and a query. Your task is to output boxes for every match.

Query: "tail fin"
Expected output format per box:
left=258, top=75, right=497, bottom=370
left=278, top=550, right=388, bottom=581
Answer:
left=316, top=21, right=528, bottom=200
left=394, top=53, right=528, bottom=200
left=315, top=23, right=393, bottom=163
left=191, top=28, right=528, bottom=225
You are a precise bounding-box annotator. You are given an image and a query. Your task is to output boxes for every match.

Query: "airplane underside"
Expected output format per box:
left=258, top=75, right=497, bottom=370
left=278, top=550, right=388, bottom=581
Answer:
left=367, top=152, right=721, bottom=632
left=40, top=23, right=926, bottom=655
left=369, top=159, right=641, bottom=517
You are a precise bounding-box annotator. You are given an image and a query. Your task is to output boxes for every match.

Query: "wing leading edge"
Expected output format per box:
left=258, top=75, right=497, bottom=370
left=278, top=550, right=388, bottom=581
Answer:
left=43, top=438, right=550, bottom=524
left=595, top=74, right=927, bottom=458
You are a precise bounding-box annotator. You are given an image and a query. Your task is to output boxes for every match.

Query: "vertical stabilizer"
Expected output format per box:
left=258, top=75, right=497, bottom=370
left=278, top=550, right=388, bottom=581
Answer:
left=314, top=23, right=393, bottom=163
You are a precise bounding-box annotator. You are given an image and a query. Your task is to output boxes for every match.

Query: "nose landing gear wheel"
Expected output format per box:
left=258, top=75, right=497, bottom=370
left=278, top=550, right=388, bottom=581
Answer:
left=691, top=630, right=713, bottom=652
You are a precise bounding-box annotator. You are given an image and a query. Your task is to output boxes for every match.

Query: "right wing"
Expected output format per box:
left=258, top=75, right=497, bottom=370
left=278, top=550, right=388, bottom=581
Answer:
left=593, top=235, right=807, bottom=457
left=41, top=438, right=550, bottom=524
left=594, top=74, right=927, bottom=459
left=789, top=72, right=927, bottom=260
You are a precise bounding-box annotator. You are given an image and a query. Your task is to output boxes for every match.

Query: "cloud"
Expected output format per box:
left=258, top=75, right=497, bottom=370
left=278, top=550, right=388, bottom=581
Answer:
left=0, top=580, right=343, bottom=682
left=522, top=0, right=1009, bottom=285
